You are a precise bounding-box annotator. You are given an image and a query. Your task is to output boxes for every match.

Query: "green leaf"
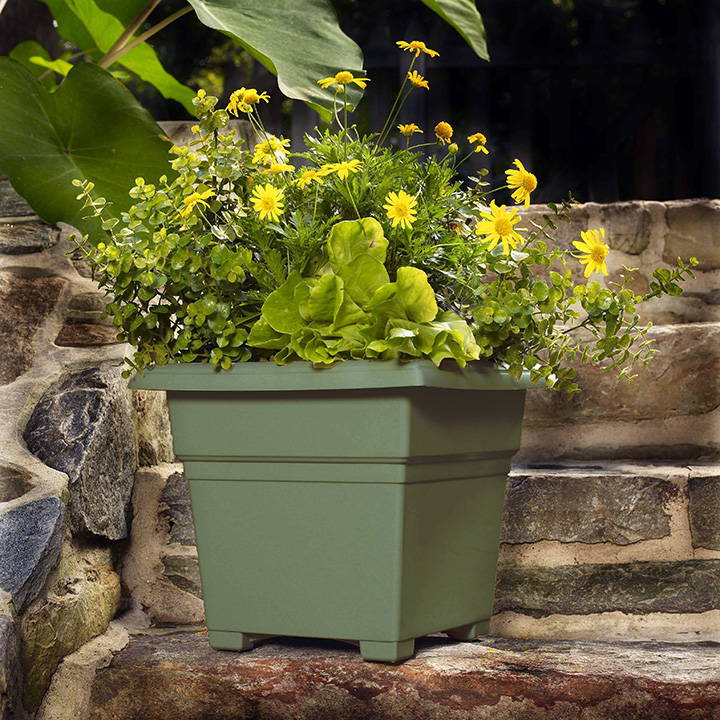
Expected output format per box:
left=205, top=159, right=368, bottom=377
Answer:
left=262, top=270, right=309, bottom=333
left=29, top=55, right=74, bottom=77
left=186, top=0, right=364, bottom=119
left=247, top=317, right=289, bottom=349
left=418, top=0, right=489, bottom=61
left=302, top=274, right=343, bottom=324
left=40, top=0, right=195, bottom=112
left=327, top=217, right=388, bottom=268
left=0, top=59, right=171, bottom=232
left=8, top=41, right=57, bottom=90
left=341, top=255, right=389, bottom=307
left=369, top=267, right=438, bottom=323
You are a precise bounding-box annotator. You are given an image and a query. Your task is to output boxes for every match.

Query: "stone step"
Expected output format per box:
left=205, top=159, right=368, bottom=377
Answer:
left=76, top=629, right=720, bottom=720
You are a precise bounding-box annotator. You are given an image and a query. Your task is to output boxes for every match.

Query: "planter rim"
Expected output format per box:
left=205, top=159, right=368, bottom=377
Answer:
left=129, top=359, right=533, bottom=392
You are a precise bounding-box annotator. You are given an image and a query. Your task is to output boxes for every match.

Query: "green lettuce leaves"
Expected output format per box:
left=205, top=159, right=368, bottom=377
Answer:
left=248, top=217, right=481, bottom=366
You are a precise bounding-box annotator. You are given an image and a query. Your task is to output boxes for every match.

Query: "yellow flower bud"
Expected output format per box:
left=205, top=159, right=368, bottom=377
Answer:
left=448, top=143, right=459, bottom=155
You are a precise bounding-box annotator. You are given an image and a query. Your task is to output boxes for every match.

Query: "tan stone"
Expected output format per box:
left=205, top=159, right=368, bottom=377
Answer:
left=132, top=391, right=175, bottom=466
left=663, top=199, right=720, bottom=270
left=54, top=324, right=120, bottom=347
left=20, top=543, right=120, bottom=711
left=600, top=202, right=652, bottom=254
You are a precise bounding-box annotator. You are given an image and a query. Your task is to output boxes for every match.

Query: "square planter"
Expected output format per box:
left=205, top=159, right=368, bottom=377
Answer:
left=131, top=360, right=529, bottom=662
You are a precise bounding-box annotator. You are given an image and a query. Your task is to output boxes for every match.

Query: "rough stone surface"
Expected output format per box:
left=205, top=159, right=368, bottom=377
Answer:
left=159, top=472, right=194, bottom=545
left=0, top=464, right=32, bottom=503
left=86, top=630, right=720, bottom=720
left=161, top=554, right=202, bottom=598
left=494, top=560, right=720, bottom=618
left=524, top=323, right=720, bottom=425
left=689, top=471, right=720, bottom=550
left=20, top=544, right=121, bottom=711
left=0, top=222, right=59, bottom=255
left=0, top=271, right=65, bottom=385
left=600, top=201, right=652, bottom=254
left=67, top=292, right=108, bottom=313
left=0, top=617, right=21, bottom=720
left=54, top=324, right=120, bottom=347
left=0, top=179, right=34, bottom=218
left=0, top=497, right=63, bottom=611
left=23, top=366, right=138, bottom=540
left=664, top=199, right=720, bottom=270
left=132, top=391, right=174, bottom=466
left=502, top=469, right=677, bottom=544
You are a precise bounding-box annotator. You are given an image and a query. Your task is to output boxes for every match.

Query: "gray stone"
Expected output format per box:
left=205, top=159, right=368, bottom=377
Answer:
left=0, top=616, right=21, bottom=720
left=161, top=554, right=202, bottom=597
left=132, top=390, right=175, bottom=466
left=54, top=324, right=120, bottom=347
left=21, top=544, right=120, bottom=711
left=503, top=470, right=677, bottom=545
left=0, top=271, right=65, bottom=385
left=524, top=323, right=720, bottom=425
left=0, top=497, right=63, bottom=611
left=663, top=199, right=720, bottom=270
left=0, top=179, right=33, bottom=218
left=159, top=473, right=194, bottom=545
left=86, top=629, right=720, bottom=720
left=494, top=560, right=720, bottom=617
left=0, top=464, right=31, bottom=503
left=689, top=472, right=720, bottom=550
left=23, top=366, right=138, bottom=540
left=601, top=202, right=652, bottom=254
left=67, top=292, right=108, bottom=313
left=0, top=222, right=59, bottom=255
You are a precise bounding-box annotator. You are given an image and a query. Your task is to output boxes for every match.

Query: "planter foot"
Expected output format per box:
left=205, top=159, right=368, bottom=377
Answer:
left=208, top=631, right=274, bottom=651
left=359, top=639, right=415, bottom=663
left=445, top=620, right=489, bottom=641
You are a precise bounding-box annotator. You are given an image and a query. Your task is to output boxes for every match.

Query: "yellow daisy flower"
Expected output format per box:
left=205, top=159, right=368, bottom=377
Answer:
left=317, top=71, right=370, bottom=90
left=252, top=136, right=291, bottom=165
left=475, top=201, right=524, bottom=255
left=396, top=40, right=440, bottom=58
left=323, top=159, right=362, bottom=180
left=407, top=70, right=429, bottom=89
left=227, top=87, right=270, bottom=115
left=573, top=228, right=610, bottom=277
left=264, top=163, right=295, bottom=174
left=179, top=189, right=215, bottom=219
left=505, top=159, right=538, bottom=207
left=251, top=183, right=285, bottom=222
left=468, top=132, right=489, bottom=154
left=434, top=121, right=453, bottom=144
left=296, top=169, right=325, bottom=188
left=383, top=190, right=418, bottom=230
left=397, top=123, right=422, bottom=136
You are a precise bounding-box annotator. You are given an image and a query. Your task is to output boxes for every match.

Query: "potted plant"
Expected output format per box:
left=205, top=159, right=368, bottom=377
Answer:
left=72, top=40, right=695, bottom=663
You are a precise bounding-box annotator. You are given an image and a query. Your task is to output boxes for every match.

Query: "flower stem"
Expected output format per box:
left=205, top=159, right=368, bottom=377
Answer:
left=377, top=56, right=415, bottom=146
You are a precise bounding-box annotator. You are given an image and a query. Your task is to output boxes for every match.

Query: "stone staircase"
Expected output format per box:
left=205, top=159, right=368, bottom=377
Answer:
left=0, top=155, right=719, bottom=719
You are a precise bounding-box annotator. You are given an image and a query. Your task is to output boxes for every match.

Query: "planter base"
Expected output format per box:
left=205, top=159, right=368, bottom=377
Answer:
left=445, top=620, right=489, bottom=641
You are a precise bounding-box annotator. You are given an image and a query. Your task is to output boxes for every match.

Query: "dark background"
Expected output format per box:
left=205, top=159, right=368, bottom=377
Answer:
left=1, top=0, right=718, bottom=203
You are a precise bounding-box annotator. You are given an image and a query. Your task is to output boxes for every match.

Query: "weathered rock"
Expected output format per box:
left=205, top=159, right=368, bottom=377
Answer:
left=521, top=203, right=589, bottom=247
left=494, top=560, right=720, bottom=617
left=54, top=324, right=120, bottom=347
left=688, top=469, right=720, bottom=550
left=69, top=250, right=94, bottom=279
left=159, top=472, right=194, bottom=545
left=132, top=390, right=175, bottom=466
left=0, top=464, right=31, bottom=503
left=0, top=616, right=21, bottom=720
left=0, top=497, right=63, bottom=611
left=0, top=271, right=65, bottom=385
left=0, top=222, right=59, bottom=255
left=503, top=468, right=677, bottom=544
left=86, top=630, right=720, bottom=720
left=664, top=199, right=720, bottom=270
left=524, top=323, right=720, bottom=424
left=23, top=366, right=138, bottom=540
left=600, top=202, right=652, bottom=254
left=0, top=179, right=33, bottom=218
left=67, top=292, right=108, bottom=313
left=161, top=554, right=202, bottom=598
left=21, top=544, right=120, bottom=711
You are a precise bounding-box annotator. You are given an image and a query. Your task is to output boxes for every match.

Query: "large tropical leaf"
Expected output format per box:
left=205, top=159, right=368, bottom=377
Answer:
left=420, top=0, right=489, bottom=60
left=186, top=0, right=364, bottom=119
left=0, top=59, right=170, bottom=232
left=40, top=0, right=195, bottom=112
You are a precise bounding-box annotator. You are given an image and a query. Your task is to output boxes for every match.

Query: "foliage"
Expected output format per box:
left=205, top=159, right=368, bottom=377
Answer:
left=71, top=42, right=697, bottom=389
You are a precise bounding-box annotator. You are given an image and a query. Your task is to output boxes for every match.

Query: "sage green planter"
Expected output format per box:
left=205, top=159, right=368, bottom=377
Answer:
left=131, top=360, right=529, bottom=663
